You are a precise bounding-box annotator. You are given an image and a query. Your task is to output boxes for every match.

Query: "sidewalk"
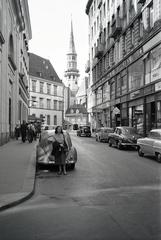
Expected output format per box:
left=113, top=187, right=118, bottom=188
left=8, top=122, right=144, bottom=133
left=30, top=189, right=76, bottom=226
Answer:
left=0, top=139, right=37, bottom=211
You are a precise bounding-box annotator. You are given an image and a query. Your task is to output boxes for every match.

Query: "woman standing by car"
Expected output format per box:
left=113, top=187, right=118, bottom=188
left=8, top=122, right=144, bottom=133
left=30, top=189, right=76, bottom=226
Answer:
left=51, top=126, right=68, bottom=175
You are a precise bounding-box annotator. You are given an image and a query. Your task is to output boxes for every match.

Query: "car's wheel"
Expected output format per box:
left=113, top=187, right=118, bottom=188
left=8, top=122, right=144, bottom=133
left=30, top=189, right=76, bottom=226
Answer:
left=138, top=147, right=144, bottom=157
left=109, top=138, right=112, bottom=147
left=117, top=140, right=122, bottom=150
left=71, top=163, right=75, bottom=170
left=156, top=153, right=161, bottom=163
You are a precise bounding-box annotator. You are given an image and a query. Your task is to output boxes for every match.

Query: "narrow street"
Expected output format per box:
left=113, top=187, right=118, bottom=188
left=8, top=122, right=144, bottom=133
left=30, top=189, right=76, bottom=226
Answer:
left=0, top=133, right=161, bottom=240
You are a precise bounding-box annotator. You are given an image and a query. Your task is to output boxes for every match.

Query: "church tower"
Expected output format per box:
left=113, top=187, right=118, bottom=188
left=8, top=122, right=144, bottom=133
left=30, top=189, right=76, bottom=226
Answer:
left=64, top=19, right=80, bottom=103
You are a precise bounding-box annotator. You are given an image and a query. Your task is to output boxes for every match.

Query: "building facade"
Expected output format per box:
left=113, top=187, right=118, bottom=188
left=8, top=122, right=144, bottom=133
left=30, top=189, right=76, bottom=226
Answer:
left=29, top=53, right=64, bottom=127
left=0, top=0, right=32, bottom=145
left=86, top=0, right=161, bottom=135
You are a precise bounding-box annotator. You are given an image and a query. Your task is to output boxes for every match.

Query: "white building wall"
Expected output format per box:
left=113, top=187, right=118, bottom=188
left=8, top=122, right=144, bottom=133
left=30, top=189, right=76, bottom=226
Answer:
left=29, top=76, right=64, bottom=127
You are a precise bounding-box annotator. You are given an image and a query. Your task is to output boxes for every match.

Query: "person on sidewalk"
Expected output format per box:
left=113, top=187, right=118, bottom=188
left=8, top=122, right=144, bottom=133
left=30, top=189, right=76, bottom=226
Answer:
left=14, top=123, right=20, bottom=140
left=51, top=126, right=68, bottom=175
left=20, top=120, right=27, bottom=143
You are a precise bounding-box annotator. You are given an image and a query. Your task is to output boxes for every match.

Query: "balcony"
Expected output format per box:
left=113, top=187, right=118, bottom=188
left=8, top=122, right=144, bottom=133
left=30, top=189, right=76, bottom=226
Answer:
left=97, top=0, right=102, bottom=9
left=95, top=44, right=104, bottom=59
left=110, top=18, right=122, bottom=38
left=85, top=60, right=90, bottom=73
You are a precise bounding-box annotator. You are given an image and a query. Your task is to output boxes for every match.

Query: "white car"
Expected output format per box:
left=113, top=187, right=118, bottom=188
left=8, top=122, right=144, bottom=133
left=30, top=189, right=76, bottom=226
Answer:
left=137, top=129, right=161, bottom=162
left=37, top=130, right=77, bottom=169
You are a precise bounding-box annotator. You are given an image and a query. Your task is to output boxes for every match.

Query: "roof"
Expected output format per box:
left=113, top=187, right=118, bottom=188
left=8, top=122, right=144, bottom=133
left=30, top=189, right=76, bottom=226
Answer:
left=68, top=20, right=76, bottom=54
left=29, top=53, right=62, bottom=83
left=65, top=104, right=87, bottom=114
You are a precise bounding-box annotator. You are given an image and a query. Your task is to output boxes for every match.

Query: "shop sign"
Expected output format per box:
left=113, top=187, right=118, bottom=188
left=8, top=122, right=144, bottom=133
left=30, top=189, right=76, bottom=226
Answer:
left=112, top=107, right=120, bottom=115
left=98, top=101, right=110, bottom=109
left=129, top=90, right=141, bottom=99
left=151, top=68, right=161, bottom=82
left=155, top=81, right=161, bottom=92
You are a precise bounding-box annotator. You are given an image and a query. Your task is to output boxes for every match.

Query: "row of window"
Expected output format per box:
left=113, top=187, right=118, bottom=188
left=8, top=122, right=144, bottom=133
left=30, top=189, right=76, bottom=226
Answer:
left=31, top=80, right=63, bottom=96
left=31, top=97, right=64, bottom=110
left=32, top=114, right=58, bottom=125
left=95, top=43, right=161, bottom=105
left=91, top=1, right=154, bottom=76
left=92, top=3, right=155, bottom=83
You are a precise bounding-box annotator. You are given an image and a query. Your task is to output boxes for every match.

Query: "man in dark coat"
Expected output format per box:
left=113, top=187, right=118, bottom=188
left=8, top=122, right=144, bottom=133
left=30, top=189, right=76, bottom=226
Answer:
left=20, top=120, right=27, bottom=142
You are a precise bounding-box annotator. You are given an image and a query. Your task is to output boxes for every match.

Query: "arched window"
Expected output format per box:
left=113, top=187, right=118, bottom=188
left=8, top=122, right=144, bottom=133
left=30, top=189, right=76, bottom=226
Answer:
left=9, top=34, right=14, bottom=60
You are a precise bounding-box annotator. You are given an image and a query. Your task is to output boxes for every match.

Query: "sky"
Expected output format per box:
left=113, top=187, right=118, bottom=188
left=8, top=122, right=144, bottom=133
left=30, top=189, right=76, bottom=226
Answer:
left=28, top=0, right=89, bottom=83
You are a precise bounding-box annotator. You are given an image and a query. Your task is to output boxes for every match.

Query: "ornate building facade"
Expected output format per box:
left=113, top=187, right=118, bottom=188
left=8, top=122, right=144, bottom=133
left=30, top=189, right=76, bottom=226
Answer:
left=86, top=0, right=161, bottom=135
left=29, top=53, right=64, bottom=127
left=0, top=0, right=32, bottom=145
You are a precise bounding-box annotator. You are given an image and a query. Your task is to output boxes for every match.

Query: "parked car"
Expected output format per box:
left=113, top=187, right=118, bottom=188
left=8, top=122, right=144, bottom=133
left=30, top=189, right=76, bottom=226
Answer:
left=108, top=126, right=141, bottom=150
left=37, top=130, right=77, bottom=169
left=137, top=129, right=161, bottom=162
left=41, top=125, right=55, bottom=130
left=77, top=126, right=91, bottom=137
left=95, top=127, right=114, bottom=142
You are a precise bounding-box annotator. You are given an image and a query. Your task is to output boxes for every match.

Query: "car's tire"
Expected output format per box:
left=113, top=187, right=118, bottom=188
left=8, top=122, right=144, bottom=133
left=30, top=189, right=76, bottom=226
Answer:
left=156, top=153, right=161, bottom=163
left=71, top=163, right=75, bottom=170
left=138, top=147, right=144, bottom=157
left=109, top=138, right=112, bottom=147
left=117, top=140, right=122, bottom=150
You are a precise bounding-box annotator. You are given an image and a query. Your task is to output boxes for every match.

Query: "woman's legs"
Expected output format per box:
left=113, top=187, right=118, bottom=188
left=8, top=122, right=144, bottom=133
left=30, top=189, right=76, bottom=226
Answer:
left=62, top=165, right=67, bottom=175
left=58, top=165, right=62, bottom=175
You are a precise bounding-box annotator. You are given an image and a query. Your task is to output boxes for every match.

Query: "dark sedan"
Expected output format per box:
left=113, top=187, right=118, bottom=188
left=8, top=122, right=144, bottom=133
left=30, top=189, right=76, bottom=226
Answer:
left=77, top=126, right=91, bottom=137
left=108, top=126, right=141, bottom=150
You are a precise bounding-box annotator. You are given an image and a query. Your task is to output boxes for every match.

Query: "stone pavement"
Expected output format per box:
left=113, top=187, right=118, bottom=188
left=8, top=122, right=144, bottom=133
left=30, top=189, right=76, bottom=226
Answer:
left=0, top=139, right=37, bottom=211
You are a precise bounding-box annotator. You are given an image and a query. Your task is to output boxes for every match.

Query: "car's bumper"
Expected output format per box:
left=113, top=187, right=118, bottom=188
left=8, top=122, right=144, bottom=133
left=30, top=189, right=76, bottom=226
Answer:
left=37, top=159, right=76, bottom=166
left=121, top=142, right=138, bottom=147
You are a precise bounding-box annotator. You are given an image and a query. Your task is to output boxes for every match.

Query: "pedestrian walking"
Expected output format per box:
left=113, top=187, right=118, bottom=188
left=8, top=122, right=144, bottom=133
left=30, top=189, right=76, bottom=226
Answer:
left=20, top=120, right=27, bottom=143
left=51, top=126, right=68, bottom=175
left=14, top=123, right=20, bottom=140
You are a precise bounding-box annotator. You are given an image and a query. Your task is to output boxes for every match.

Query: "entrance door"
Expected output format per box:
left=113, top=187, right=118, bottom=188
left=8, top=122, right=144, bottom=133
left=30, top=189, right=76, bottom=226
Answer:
left=9, top=98, right=11, bottom=136
left=151, top=102, right=156, bottom=129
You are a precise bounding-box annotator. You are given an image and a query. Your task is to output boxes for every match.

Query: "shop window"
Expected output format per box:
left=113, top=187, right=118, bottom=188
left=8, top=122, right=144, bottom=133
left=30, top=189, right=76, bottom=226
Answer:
left=103, top=82, right=110, bottom=102
left=128, top=59, right=144, bottom=91
left=145, top=54, right=151, bottom=84
left=151, top=44, right=161, bottom=82
left=157, top=101, right=161, bottom=128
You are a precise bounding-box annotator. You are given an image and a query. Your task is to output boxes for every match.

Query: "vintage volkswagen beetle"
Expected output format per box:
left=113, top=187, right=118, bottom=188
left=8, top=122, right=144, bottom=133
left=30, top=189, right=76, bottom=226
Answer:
left=137, top=129, right=161, bottom=162
left=37, top=130, right=77, bottom=169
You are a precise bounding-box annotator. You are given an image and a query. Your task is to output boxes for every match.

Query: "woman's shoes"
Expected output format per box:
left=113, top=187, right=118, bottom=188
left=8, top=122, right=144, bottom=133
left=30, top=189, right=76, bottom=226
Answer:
left=63, top=171, right=67, bottom=175
left=57, top=171, right=62, bottom=175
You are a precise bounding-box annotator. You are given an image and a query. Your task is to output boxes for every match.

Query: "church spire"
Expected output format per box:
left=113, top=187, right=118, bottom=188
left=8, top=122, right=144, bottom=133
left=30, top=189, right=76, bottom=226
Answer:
left=68, top=18, right=76, bottom=54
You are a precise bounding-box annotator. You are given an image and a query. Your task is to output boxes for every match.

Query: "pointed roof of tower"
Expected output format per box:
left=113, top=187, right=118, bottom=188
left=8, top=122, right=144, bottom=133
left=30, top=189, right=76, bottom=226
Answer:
left=68, top=19, right=76, bottom=54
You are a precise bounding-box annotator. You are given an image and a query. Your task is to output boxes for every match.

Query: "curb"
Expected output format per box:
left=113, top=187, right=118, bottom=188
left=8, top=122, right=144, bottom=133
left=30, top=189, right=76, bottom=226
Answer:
left=0, top=143, right=37, bottom=212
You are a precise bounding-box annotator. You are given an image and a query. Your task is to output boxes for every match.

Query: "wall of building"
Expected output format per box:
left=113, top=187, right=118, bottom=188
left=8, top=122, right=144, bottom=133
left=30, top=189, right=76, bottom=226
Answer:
left=86, top=0, right=161, bottom=134
left=29, top=76, right=64, bottom=127
left=0, top=0, right=31, bottom=145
